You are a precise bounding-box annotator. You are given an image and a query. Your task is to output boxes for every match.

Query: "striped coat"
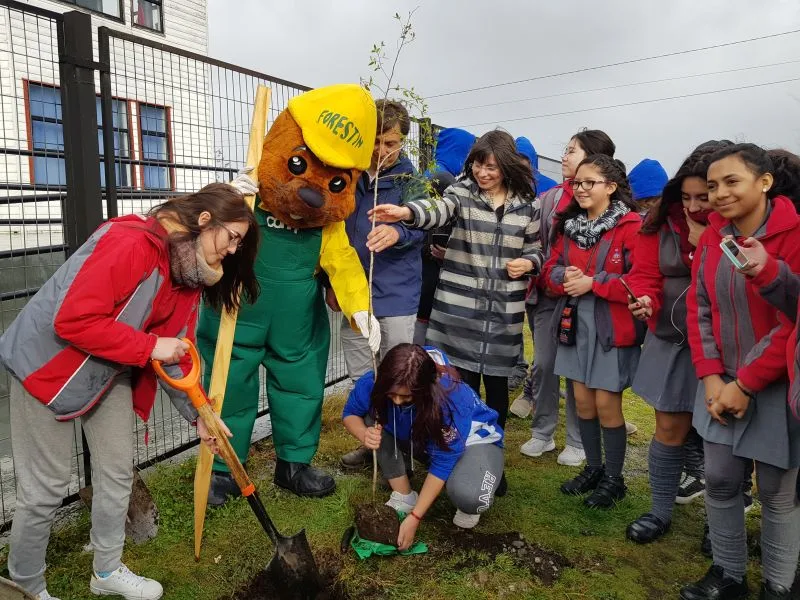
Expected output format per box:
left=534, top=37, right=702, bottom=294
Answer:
left=405, top=179, right=543, bottom=376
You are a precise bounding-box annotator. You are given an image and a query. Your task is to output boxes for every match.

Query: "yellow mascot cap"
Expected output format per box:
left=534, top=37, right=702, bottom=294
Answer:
left=287, top=84, right=377, bottom=171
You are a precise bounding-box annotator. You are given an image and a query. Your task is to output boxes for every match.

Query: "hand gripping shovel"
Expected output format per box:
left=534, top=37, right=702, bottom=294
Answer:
left=153, top=341, right=324, bottom=598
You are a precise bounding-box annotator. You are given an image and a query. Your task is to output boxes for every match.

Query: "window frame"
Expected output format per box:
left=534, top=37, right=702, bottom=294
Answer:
left=131, top=0, right=165, bottom=34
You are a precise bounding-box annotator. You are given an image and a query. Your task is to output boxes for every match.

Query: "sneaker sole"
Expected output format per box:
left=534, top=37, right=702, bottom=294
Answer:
left=674, top=490, right=705, bottom=505
left=90, top=585, right=163, bottom=600
left=520, top=441, right=556, bottom=458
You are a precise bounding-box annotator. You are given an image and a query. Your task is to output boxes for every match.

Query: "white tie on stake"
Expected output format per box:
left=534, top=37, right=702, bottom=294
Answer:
left=193, top=84, right=271, bottom=561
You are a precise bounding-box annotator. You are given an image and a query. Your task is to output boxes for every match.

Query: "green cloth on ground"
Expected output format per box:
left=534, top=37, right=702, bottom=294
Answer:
left=350, top=531, right=428, bottom=560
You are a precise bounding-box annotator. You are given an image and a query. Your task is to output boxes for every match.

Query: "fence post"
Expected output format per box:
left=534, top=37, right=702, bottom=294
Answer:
left=58, top=10, right=104, bottom=255
left=57, top=10, right=104, bottom=487
left=98, top=27, right=118, bottom=219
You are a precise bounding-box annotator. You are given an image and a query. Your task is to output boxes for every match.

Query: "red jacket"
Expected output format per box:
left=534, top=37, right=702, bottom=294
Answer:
left=687, top=196, right=800, bottom=392
left=0, top=215, right=201, bottom=422
left=543, top=210, right=644, bottom=349
left=749, top=255, right=800, bottom=416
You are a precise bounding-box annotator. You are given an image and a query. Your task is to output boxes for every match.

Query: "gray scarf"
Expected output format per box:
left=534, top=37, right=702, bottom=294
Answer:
left=564, top=201, right=630, bottom=250
left=169, top=237, right=223, bottom=288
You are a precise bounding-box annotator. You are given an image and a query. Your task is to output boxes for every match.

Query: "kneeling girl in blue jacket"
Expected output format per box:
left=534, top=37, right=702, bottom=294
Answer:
left=343, top=343, right=504, bottom=550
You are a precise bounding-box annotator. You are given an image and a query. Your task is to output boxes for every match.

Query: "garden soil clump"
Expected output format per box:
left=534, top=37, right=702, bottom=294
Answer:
left=353, top=502, right=400, bottom=547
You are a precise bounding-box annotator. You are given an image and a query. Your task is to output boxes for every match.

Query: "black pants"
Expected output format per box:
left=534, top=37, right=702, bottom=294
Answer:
left=457, top=368, right=509, bottom=431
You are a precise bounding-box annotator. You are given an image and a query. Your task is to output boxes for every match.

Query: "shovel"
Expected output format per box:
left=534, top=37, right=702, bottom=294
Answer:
left=153, top=341, right=324, bottom=598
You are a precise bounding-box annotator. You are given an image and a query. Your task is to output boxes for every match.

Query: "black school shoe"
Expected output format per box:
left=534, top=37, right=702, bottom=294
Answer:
left=274, top=459, right=336, bottom=498
left=680, top=565, right=749, bottom=600
left=208, top=470, right=241, bottom=507
left=625, top=512, right=671, bottom=544
left=584, top=474, right=627, bottom=509
left=759, top=581, right=791, bottom=599
left=560, top=465, right=605, bottom=496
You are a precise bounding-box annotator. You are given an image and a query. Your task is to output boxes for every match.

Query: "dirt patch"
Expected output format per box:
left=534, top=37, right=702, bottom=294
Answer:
left=353, top=503, right=399, bottom=547
left=435, top=530, right=571, bottom=586
left=228, top=549, right=350, bottom=600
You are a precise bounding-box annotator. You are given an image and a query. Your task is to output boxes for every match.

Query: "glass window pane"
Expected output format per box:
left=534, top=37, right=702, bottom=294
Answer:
left=77, top=0, right=121, bottom=18
left=33, top=157, right=66, bottom=186
left=115, top=132, right=129, bottom=158
left=112, top=100, right=127, bottom=129
left=142, top=135, right=167, bottom=160
left=143, top=166, right=169, bottom=190
left=134, top=1, right=162, bottom=31
left=32, top=121, right=64, bottom=151
left=100, top=162, right=130, bottom=188
left=29, top=85, right=61, bottom=120
left=139, top=105, right=166, bottom=134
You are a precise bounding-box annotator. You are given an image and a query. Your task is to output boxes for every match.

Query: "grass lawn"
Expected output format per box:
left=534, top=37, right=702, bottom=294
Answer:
left=0, top=333, right=773, bottom=599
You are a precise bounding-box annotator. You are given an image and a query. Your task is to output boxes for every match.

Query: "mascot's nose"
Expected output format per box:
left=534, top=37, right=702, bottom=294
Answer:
left=297, top=187, right=324, bottom=209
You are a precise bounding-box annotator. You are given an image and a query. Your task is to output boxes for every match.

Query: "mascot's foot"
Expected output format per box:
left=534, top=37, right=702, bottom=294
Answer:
left=274, top=460, right=336, bottom=498
left=208, top=471, right=241, bottom=507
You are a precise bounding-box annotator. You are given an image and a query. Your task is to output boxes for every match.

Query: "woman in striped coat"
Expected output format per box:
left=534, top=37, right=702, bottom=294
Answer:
left=370, top=130, right=544, bottom=494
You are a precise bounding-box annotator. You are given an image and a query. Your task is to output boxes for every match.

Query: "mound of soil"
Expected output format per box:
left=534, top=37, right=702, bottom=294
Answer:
left=437, top=530, right=571, bottom=586
left=354, top=502, right=400, bottom=547
left=229, top=549, right=350, bottom=600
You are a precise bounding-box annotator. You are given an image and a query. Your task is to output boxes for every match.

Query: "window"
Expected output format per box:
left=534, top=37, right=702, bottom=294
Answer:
left=57, top=0, right=122, bottom=19
left=28, top=83, right=65, bottom=186
left=96, top=98, right=132, bottom=188
left=27, top=82, right=133, bottom=188
left=139, top=104, right=171, bottom=190
left=133, top=0, right=163, bottom=32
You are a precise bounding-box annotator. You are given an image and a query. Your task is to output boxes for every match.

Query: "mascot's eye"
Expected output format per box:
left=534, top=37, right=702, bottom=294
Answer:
left=288, top=156, right=307, bottom=175
left=329, top=177, right=346, bottom=193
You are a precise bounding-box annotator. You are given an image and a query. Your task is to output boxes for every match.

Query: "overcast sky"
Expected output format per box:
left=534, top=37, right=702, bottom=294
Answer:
left=207, top=0, right=800, bottom=175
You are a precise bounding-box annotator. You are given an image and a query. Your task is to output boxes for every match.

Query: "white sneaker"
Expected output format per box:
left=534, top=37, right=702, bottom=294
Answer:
left=452, top=509, right=481, bottom=529
left=37, top=591, right=61, bottom=600
left=520, top=437, right=556, bottom=457
left=385, top=490, right=418, bottom=514
left=557, top=445, right=586, bottom=467
left=625, top=421, right=638, bottom=436
left=90, top=564, right=163, bottom=599
left=509, top=393, right=533, bottom=418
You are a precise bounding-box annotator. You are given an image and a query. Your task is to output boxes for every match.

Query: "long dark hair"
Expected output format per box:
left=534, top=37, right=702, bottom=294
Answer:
left=462, top=130, right=536, bottom=200
left=553, top=155, right=635, bottom=238
left=150, top=182, right=260, bottom=312
left=571, top=128, right=616, bottom=158
left=707, top=142, right=774, bottom=182
left=642, top=140, right=733, bottom=234
left=369, top=344, right=460, bottom=451
left=767, top=148, right=800, bottom=212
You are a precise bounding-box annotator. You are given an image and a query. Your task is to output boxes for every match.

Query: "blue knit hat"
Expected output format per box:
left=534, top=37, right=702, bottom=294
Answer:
left=629, top=158, right=668, bottom=201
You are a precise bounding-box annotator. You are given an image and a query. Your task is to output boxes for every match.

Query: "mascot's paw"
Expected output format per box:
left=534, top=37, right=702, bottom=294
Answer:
left=274, top=459, right=336, bottom=498
left=208, top=470, right=242, bottom=507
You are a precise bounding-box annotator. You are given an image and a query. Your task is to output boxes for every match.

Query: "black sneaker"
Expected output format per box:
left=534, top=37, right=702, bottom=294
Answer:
left=680, top=565, right=749, bottom=600
left=675, top=473, right=706, bottom=505
left=760, top=581, right=791, bottom=599
left=560, top=465, right=605, bottom=496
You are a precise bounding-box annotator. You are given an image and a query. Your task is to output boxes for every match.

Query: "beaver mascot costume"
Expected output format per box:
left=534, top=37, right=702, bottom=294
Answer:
left=197, top=84, right=380, bottom=500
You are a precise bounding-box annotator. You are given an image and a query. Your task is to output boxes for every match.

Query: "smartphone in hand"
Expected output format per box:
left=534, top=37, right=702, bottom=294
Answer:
left=720, top=238, right=750, bottom=270
left=619, top=277, right=637, bottom=303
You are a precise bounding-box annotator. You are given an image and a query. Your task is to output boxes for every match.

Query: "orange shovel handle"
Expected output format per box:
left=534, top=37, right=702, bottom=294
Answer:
left=151, top=338, right=206, bottom=409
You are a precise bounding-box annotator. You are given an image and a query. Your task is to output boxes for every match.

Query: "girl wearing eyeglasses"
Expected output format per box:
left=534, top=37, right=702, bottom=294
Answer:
left=517, top=129, right=617, bottom=467
left=0, top=181, right=260, bottom=600
left=542, top=154, right=644, bottom=509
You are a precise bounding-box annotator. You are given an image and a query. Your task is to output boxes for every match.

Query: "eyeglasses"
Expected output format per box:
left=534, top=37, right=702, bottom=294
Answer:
left=570, top=179, right=609, bottom=191
left=218, top=223, right=244, bottom=250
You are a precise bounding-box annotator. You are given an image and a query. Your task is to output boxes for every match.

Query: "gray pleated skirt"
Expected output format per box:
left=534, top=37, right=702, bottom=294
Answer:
left=554, top=294, right=640, bottom=393
left=632, top=330, right=698, bottom=412
left=693, top=376, right=800, bottom=470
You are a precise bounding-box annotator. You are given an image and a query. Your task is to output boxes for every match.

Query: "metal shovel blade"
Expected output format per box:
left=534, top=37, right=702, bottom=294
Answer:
left=246, top=493, right=324, bottom=599
left=0, top=576, right=38, bottom=599
left=78, top=469, right=158, bottom=544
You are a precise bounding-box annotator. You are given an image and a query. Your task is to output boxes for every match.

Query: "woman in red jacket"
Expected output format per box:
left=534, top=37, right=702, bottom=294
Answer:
left=0, top=182, right=259, bottom=600
left=623, top=141, right=730, bottom=544
left=681, top=144, right=800, bottom=600
left=543, top=154, right=644, bottom=509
